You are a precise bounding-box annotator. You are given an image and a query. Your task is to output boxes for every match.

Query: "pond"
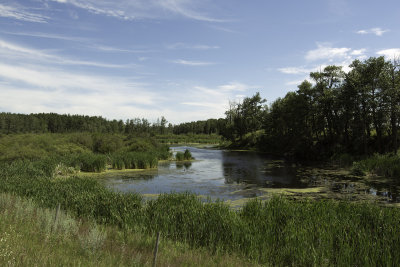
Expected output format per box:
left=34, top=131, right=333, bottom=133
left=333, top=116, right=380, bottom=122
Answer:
left=101, top=146, right=400, bottom=206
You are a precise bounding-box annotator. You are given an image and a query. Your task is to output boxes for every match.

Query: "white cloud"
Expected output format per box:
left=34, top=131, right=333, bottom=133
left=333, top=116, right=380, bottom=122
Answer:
left=92, top=44, right=154, bottom=54
left=1, top=31, right=89, bottom=42
left=0, top=39, right=132, bottom=69
left=167, top=43, right=220, bottom=50
left=48, top=0, right=223, bottom=22
left=176, top=82, right=253, bottom=119
left=280, top=45, right=368, bottom=79
left=278, top=67, right=313, bottom=74
left=306, top=43, right=351, bottom=62
left=351, top=49, right=367, bottom=56
left=357, top=27, right=389, bottom=36
left=218, top=82, right=249, bottom=91
left=376, top=49, right=400, bottom=60
left=0, top=63, right=145, bottom=94
left=172, top=59, right=215, bottom=66
left=305, top=43, right=367, bottom=63
left=0, top=3, right=48, bottom=23
left=0, top=61, right=162, bottom=120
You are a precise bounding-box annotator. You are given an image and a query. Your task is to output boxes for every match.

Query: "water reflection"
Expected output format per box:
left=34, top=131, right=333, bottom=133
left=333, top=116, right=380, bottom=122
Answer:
left=176, top=162, right=192, bottom=170
left=221, top=151, right=304, bottom=187
left=101, top=146, right=400, bottom=204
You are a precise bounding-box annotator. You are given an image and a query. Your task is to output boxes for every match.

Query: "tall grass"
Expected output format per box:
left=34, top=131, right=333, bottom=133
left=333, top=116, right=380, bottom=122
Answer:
left=351, top=153, right=400, bottom=177
left=111, top=152, right=158, bottom=170
left=1, top=160, right=400, bottom=265
left=0, top=192, right=252, bottom=267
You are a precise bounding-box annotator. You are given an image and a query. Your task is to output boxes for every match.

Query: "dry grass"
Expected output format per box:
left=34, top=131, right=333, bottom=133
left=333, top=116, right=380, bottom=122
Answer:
left=0, top=192, right=258, bottom=266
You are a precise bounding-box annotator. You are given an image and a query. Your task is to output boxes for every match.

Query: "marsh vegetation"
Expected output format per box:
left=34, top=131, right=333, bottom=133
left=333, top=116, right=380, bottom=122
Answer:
left=1, top=56, right=400, bottom=265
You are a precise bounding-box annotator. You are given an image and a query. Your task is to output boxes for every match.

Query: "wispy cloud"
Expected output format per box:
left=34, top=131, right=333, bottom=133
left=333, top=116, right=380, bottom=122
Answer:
left=0, top=31, right=89, bottom=42
left=167, top=42, right=220, bottom=50
left=218, top=82, right=249, bottom=92
left=278, top=67, right=313, bottom=75
left=92, top=44, right=155, bottom=53
left=357, top=27, right=389, bottom=36
left=209, top=25, right=238, bottom=34
left=376, top=49, right=400, bottom=60
left=0, top=39, right=132, bottom=69
left=0, top=61, right=161, bottom=119
left=0, top=3, right=48, bottom=23
left=48, top=0, right=223, bottom=22
left=178, top=82, right=253, bottom=119
left=172, top=59, right=215, bottom=66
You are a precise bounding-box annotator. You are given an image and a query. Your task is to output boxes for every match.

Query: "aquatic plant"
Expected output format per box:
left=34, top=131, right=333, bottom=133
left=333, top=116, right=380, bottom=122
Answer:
left=183, top=149, right=193, bottom=160
left=111, top=151, right=158, bottom=170
left=175, top=151, right=184, bottom=161
left=352, top=153, right=400, bottom=177
left=1, top=160, right=400, bottom=265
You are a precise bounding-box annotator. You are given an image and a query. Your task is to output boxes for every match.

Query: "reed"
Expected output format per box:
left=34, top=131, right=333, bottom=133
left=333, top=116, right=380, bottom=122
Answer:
left=1, top=160, right=400, bottom=265
left=111, top=152, right=158, bottom=170
left=352, top=153, right=400, bottom=177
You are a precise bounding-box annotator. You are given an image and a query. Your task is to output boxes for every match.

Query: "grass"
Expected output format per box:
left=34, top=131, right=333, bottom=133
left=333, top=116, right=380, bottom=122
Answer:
left=0, top=192, right=255, bottom=267
left=351, top=153, right=400, bottom=177
left=1, top=159, right=400, bottom=265
left=111, top=151, right=158, bottom=170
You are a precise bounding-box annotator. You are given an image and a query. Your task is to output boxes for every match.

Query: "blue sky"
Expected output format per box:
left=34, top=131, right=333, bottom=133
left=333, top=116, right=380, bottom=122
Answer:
left=0, top=0, right=399, bottom=123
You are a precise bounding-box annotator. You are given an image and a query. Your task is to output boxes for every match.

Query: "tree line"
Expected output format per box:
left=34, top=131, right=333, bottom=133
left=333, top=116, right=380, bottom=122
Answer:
left=0, top=113, right=175, bottom=136
left=222, top=56, right=400, bottom=159
left=0, top=112, right=227, bottom=136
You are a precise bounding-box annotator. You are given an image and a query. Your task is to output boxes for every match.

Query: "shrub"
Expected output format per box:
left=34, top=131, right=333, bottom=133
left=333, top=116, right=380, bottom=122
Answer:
left=175, top=151, right=184, bottom=161
left=183, top=149, right=193, bottom=160
left=351, top=161, right=365, bottom=176
left=93, top=134, right=123, bottom=154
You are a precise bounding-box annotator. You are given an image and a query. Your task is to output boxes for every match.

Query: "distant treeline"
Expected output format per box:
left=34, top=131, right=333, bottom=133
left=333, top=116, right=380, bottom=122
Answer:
left=0, top=112, right=225, bottom=136
left=221, top=56, right=400, bottom=159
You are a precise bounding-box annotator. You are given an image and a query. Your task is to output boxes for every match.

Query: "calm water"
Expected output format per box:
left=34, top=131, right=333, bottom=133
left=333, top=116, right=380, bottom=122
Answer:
left=103, top=146, right=400, bottom=203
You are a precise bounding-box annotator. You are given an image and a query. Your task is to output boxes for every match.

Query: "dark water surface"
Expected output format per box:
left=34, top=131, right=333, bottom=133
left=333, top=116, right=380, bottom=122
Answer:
left=102, top=146, right=400, bottom=204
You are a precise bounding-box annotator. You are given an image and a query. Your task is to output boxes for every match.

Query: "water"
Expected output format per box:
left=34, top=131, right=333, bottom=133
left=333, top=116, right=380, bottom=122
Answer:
left=102, top=146, right=400, bottom=204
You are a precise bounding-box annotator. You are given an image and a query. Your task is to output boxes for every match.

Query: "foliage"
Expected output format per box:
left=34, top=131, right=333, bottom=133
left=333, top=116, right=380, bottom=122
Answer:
left=75, top=153, right=107, bottom=172
left=183, top=149, right=193, bottom=160
left=0, top=193, right=251, bottom=267
left=352, top=153, right=400, bottom=177
left=2, top=160, right=400, bottom=265
left=111, top=151, right=158, bottom=169
left=222, top=57, right=400, bottom=160
left=175, top=152, right=184, bottom=161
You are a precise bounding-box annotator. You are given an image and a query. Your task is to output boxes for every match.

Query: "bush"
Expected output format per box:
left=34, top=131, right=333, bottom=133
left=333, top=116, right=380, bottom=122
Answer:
left=93, top=134, right=123, bottom=154
left=183, top=149, right=193, bottom=160
left=351, top=162, right=365, bottom=176
left=175, top=151, right=184, bottom=161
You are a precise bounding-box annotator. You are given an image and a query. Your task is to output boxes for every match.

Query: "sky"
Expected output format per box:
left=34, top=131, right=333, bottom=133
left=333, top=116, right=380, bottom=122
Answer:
left=0, top=0, right=399, bottom=124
